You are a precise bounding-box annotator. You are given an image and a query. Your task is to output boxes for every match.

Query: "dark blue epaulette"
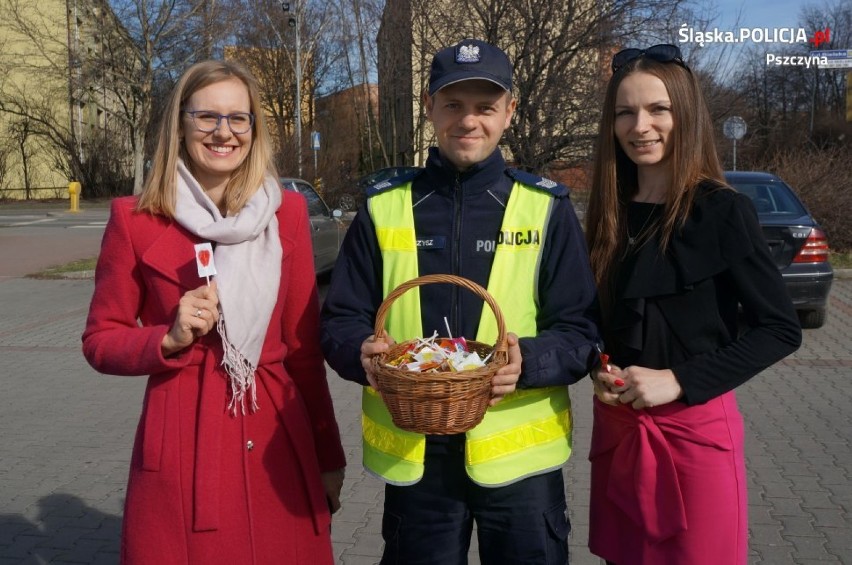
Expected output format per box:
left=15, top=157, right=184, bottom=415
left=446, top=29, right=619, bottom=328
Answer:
left=365, top=168, right=424, bottom=198
left=506, top=168, right=569, bottom=197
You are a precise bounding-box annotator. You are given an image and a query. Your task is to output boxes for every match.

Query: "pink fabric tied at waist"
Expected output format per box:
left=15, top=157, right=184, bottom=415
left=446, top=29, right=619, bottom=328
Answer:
left=590, top=398, right=735, bottom=543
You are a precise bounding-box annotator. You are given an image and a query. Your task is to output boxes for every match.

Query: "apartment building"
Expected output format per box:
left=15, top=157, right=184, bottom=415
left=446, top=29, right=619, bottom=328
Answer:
left=0, top=0, right=133, bottom=199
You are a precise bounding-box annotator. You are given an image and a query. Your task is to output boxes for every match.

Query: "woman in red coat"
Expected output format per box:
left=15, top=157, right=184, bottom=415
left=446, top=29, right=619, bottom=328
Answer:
left=82, top=60, right=346, bottom=564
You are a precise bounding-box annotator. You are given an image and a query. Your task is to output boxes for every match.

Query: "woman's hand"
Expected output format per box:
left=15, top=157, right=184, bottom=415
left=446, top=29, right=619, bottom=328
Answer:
left=321, top=468, right=345, bottom=514
left=360, top=334, right=396, bottom=389
left=161, top=281, right=219, bottom=356
left=592, top=361, right=625, bottom=406
left=615, top=366, right=683, bottom=409
left=490, top=332, right=521, bottom=406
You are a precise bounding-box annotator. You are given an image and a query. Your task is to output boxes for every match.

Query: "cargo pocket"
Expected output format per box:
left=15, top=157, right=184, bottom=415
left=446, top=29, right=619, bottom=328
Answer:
left=141, top=390, right=167, bottom=471
left=544, top=501, right=570, bottom=563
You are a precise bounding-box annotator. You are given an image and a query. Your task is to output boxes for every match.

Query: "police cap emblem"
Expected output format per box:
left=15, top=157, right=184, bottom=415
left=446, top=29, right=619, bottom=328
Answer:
left=456, top=44, right=481, bottom=63
left=536, top=179, right=557, bottom=189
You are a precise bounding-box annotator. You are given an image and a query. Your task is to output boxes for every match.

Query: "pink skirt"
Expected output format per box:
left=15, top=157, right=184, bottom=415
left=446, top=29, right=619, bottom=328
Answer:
left=588, top=392, right=747, bottom=565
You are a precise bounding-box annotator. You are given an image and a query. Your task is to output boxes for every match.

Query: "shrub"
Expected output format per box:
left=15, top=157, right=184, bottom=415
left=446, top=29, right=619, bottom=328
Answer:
left=758, top=145, right=852, bottom=252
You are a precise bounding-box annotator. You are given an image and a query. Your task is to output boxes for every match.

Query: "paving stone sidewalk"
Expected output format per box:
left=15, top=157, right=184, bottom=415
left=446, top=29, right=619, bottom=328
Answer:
left=0, top=277, right=850, bottom=564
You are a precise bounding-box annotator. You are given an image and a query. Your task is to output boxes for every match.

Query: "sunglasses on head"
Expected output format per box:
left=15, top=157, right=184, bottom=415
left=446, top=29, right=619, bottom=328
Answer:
left=611, top=44, right=688, bottom=73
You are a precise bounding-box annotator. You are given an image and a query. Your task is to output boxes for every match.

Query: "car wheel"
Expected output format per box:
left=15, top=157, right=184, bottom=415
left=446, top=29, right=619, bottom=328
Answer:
left=339, top=194, right=356, bottom=212
left=798, top=308, right=826, bottom=329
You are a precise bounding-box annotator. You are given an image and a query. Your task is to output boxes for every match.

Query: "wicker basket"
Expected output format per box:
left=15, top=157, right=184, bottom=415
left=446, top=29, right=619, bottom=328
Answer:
left=370, top=274, right=508, bottom=435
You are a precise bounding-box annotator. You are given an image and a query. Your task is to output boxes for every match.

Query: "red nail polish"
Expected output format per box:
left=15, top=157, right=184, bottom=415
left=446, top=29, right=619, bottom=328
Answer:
left=599, top=352, right=611, bottom=373
left=614, top=378, right=625, bottom=387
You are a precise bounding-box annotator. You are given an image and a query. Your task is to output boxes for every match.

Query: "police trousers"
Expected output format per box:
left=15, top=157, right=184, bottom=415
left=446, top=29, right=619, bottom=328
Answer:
left=379, top=437, right=570, bottom=565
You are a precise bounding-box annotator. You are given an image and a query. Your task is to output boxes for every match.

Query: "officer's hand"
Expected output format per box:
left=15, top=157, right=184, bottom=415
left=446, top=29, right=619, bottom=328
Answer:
left=360, top=333, right=396, bottom=389
left=490, top=332, right=521, bottom=406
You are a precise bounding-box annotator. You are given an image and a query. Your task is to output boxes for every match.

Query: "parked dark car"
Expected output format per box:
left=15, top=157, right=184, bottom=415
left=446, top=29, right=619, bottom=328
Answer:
left=725, top=171, right=833, bottom=328
left=280, top=178, right=344, bottom=276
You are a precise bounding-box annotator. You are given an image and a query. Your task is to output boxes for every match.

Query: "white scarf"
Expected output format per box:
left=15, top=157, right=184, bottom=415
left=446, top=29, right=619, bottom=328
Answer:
left=173, top=160, right=282, bottom=413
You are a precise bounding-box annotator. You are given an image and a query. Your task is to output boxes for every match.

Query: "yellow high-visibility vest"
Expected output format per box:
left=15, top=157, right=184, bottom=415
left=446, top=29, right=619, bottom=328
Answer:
left=364, top=181, right=572, bottom=486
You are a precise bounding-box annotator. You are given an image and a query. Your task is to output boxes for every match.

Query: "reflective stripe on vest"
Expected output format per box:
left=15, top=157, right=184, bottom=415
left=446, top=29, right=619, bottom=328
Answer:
left=365, top=181, right=572, bottom=486
left=361, top=387, right=425, bottom=485
left=369, top=188, right=420, bottom=337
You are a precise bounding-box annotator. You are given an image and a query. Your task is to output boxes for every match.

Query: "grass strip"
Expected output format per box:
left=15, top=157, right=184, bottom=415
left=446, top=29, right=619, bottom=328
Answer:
left=29, top=256, right=98, bottom=279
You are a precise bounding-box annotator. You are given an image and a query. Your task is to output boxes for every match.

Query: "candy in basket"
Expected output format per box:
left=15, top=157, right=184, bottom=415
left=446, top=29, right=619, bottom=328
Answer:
left=370, top=274, right=508, bottom=435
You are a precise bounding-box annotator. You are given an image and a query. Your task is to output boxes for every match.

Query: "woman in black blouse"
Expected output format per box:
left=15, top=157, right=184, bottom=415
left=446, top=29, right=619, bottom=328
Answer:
left=584, top=44, right=802, bottom=565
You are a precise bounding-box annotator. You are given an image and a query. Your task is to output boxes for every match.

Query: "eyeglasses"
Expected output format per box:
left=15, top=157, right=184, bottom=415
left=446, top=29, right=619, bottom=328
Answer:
left=182, top=110, right=255, bottom=134
left=611, top=44, right=688, bottom=73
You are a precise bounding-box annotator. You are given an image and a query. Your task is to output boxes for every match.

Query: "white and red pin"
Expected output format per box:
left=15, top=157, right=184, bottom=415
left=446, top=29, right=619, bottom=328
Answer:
left=194, top=242, right=217, bottom=284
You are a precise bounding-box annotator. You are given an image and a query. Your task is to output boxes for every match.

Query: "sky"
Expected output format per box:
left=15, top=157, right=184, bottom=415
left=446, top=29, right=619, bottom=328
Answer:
left=712, top=0, right=812, bottom=32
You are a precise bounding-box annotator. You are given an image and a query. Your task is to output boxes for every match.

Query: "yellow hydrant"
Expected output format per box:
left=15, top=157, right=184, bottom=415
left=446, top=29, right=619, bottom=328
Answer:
left=68, top=181, right=81, bottom=213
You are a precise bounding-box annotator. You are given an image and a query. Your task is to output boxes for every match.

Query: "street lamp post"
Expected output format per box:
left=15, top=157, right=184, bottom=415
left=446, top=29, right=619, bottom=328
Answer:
left=283, top=1, right=302, bottom=177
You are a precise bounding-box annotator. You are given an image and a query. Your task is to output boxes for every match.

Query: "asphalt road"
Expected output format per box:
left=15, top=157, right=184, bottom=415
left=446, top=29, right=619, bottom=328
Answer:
left=0, top=208, right=108, bottom=281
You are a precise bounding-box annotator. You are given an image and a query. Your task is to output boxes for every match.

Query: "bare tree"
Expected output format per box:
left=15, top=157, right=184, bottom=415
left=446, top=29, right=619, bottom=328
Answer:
left=101, top=0, right=227, bottom=193
left=229, top=0, right=339, bottom=176
left=799, top=0, right=851, bottom=141
left=9, top=117, right=35, bottom=199
left=0, top=139, right=13, bottom=195
left=379, top=0, right=689, bottom=174
left=0, top=0, right=81, bottom=195
left=337, top=0, right=386, bottom=172
left=0, top=0, right=238, bottom=197
left=723, top=0, right=851, bottom=170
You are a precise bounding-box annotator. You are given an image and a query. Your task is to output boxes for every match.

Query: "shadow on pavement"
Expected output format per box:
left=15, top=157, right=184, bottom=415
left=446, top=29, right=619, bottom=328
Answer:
left=0, top=493, right=121, bottom=563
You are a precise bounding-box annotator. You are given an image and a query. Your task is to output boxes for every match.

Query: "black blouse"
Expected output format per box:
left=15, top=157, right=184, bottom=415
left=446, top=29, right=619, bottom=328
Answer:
left=602, top=184, right=802, bottom=405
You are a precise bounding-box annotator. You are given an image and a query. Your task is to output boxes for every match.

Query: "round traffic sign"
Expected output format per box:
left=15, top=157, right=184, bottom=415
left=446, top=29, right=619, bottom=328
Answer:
left=723, top=116, right=747, bottom=140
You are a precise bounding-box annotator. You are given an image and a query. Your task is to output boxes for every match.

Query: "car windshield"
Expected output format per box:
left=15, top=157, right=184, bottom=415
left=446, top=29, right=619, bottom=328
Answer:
left=296, top=182, right=328, bottom=217
left=280, top=179, right=329, bottom=217
left=729, top=181, right=808, bottom=216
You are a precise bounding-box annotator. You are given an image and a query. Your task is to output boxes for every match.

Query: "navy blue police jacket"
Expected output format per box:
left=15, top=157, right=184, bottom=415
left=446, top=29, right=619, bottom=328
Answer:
left=320, top=147, right=600, bottom=393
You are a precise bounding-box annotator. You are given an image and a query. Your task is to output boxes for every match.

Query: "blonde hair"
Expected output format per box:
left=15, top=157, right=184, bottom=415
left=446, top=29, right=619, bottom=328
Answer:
left=586, top=57, right=727, bottom=296
left=137, top=60, right=277, bottom=216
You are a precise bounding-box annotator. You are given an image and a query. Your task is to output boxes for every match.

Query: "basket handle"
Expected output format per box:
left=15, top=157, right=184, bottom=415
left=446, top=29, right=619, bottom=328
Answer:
left=373, top=274, right=508, bottom=355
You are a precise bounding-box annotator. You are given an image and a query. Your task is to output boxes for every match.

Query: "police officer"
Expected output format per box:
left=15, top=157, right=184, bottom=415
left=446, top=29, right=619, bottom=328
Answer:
left=321, top=38, right=600, bottom=564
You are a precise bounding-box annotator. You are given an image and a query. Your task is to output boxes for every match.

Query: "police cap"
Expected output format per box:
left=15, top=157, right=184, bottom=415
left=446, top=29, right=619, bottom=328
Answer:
left=428, top=39, right=513, bottom=96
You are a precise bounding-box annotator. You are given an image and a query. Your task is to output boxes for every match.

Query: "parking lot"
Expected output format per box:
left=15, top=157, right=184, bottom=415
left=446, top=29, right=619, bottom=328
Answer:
left=1, top=203, right=851, bottom=563
left=0, top=272, right=849, bottom=564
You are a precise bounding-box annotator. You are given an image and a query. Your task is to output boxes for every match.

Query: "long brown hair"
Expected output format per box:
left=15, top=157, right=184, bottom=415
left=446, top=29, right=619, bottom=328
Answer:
left=137, top=60, right=276, bottom=217
left=586, top=56, right=727, bottom=296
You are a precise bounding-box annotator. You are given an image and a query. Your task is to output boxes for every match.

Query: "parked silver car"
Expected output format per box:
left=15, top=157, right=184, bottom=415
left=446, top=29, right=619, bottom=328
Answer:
left=280, top=178, right=344, bottom=276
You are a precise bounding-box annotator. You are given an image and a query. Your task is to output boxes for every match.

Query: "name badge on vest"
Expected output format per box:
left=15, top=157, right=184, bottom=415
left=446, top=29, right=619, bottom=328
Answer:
left=416, top=236, right=446, bottom=250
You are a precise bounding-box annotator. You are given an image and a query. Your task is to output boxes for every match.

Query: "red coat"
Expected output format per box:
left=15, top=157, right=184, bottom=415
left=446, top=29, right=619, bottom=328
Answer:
left=83, top=194, right=346, bottom=565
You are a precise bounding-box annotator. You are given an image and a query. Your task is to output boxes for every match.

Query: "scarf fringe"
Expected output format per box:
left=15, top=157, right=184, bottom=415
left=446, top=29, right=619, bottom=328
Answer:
left=218, top=315, right=259, bottom=415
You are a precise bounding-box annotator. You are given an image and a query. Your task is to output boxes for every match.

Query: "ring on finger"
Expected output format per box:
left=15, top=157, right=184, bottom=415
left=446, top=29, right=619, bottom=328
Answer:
left=194, top=308, right=203, bottom=318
